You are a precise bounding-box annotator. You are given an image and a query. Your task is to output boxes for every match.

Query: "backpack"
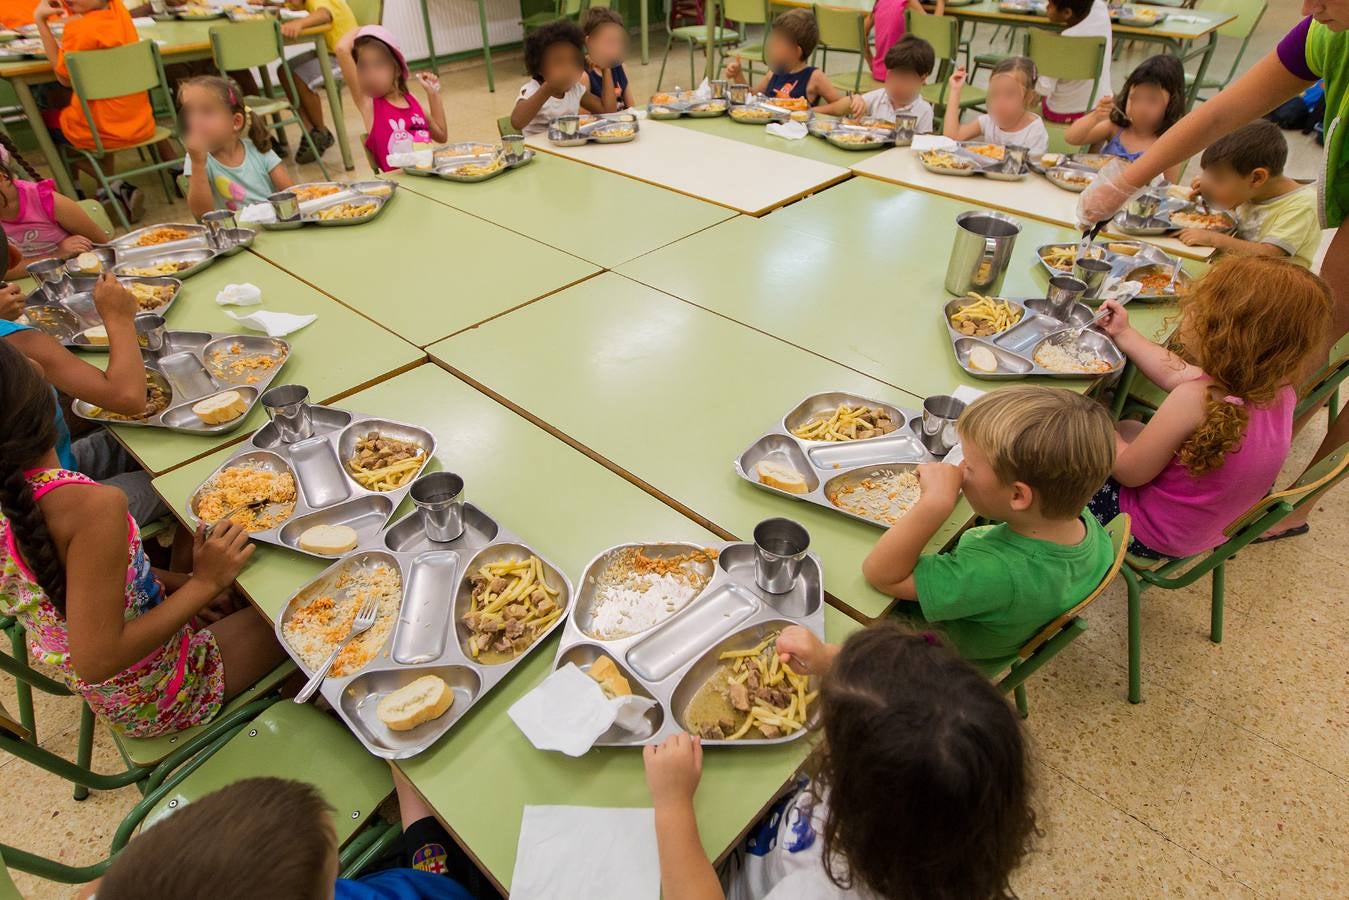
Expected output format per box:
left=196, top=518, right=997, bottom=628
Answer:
left=1266, top=81, right=1325, bottom=134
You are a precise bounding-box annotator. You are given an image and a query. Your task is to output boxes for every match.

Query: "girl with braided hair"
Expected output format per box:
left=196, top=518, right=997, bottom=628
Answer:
left=0, top=342, right=286, bottom=736
left=179, top=76, right=294, bottom=219
left=0, top=132, right=111, bottom=280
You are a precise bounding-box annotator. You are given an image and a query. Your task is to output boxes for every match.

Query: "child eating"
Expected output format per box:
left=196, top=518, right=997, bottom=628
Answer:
left=338, top=25, right=448, bottom=173
left=724, top=9, right=845, bottom=107
left=0, top=135, right=109, bottom=279
left=512, top=20, right=606, bottom=136
left=819, top=35, right=935, bottom=133
left=180, top=76, right=294, bottom=217
left=1039, top=0, right=1113, bottom=123
left=944, top=58, right=1050, bottom=159
left=1065, top=55, right=1186, bottom=183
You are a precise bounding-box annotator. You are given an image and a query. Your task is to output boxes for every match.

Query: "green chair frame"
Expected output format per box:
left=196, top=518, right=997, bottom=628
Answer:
left=1187, top=0, right=1267, bottom=101
left=718, top=0, right=770, bottom=83
left=814, top=5, right=870, bottom=94
left=209, top=18, right=331, bottom=181
left=75, top=197, right=114, bottom=236
left=1026, top=28, right=1106, bottom=114
left=62, top=40, right=181, bottom=230
left=658, top=1, right=742, bottom=91
left=522, top=0, right=591, bottom=36
left=908, top=12, right=984, bottom=117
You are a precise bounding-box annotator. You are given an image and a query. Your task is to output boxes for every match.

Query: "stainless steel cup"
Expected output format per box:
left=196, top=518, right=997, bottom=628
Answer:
left=727, top=82, right=749, bottom=105
left=411, top=472, right=466, bottom=543
left=28, top=258, right=71, bottom=300
left=1045, top=274, right=1088, bottom=322
left=133, top=313, right=166, bottom=352
left=894, top=113, right=919, bottom=147
left=201, top=209, right=238, bottom=250
left=1125, top=191, right=1163, bottom=222
left=501, top=133, right=525, bottom=162
left=752, top=518, right=810, bottom=594
left=921, top=395, right=967, bottom=456
left=1074, top=258, right=1113, bottom=301
left=944, top=211, right=1022, bottom=295
left=267, top=190, right=300, bottom=222
left=556, top=115, right=581, bottom=137
left=710, top=79, right=728, bottom=99
left=260, top=384, right=313, bottom=443
left=1002, top=144, right=1028, bottom=175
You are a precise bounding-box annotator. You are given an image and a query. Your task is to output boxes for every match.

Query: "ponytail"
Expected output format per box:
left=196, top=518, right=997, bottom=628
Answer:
left=243, top=104, right=273, bottom=154
left=0, top=132, right=41, bottom=182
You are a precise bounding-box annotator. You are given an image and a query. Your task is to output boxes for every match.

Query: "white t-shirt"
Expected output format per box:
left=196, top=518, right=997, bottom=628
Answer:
left=1036, top=0, right=1114, bottom=115
left=516, top=79, right=587, bottom=136
left=976, top=113, right=1050, bottom=157
left=859, top=89, right=934, bottom=135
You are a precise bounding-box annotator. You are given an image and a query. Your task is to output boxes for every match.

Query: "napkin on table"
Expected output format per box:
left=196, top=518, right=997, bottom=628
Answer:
left=508, top=664, right=657, bottom=757
left=238, top=202, right=276, bottom=225
left=765, top=120, right=808, bottom=141
left=132, top=16, right=155, bottom=26
left=225, top=310, right=316, bottom=337
left=510, top=806, right=660, bottom=900
left=911, top=134, right=958, bottom=152
left=215, top=283, right=262, bottom=307
left=689, top=77, right=712, bottom=101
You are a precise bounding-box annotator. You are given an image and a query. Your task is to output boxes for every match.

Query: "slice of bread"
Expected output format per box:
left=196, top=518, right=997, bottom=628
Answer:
left=75, top=251, right=102, bottom=273
left=82, top=325, right=109, bottom=346
left=756, top=460, right=808, bottom=494
left=192, top=390, right=247, bottom=425
left=297, top=524, right=358, bottom=555
left=968, top=346, right=999, bottom=373
left=377, top=675, right=454, bottom=731
left=588, top=655, right=632, bottom=698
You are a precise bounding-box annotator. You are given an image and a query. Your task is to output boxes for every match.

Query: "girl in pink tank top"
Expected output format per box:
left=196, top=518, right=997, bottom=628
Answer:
left=0, top=135, right=109, bottom=280
left=343, top=25, right=448, bottom=172
left=1087, top=258, right=1333, bottom=559
left=868, top=0, right=938, bottom=82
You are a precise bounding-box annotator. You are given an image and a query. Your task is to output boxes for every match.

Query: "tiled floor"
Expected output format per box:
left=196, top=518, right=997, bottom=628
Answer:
left=6, top=5, right=1347, bottom=898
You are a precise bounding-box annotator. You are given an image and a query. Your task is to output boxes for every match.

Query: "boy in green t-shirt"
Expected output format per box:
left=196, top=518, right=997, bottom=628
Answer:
left=1178, top=120, right=1322, bottom=269
left=861, top=386, right=1117, bottom=672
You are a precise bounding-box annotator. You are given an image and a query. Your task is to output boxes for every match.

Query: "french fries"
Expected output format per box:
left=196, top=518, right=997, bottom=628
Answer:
left=949, top=292, right=1022, bottom=337
left=717, top=632, right=816, bottom=740
left=462, top=556, right=562, bottom=661
left=790, top=404, right=899, bottom=442
left=347, top=456, right=423, bottom=491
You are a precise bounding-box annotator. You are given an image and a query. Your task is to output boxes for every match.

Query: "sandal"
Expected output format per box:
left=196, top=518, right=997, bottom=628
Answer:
left=1252, top=523, right=1310, bottom=544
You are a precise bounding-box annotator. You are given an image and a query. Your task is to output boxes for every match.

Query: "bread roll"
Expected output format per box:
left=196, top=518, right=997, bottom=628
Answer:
left=192, top=390, right=247, bottom=425
left=756, top=460, right=808, bottom=494
left=75, top=251, right=102, bottom=273
left=968, top=346, right=999, bottom=374
left=81, top=325, right=109, bottom=346
left=377, top=675, right=454, bottom=731
left=298, top=524, right=358, bottom=555
left=588, top=655, right=632, bottom=698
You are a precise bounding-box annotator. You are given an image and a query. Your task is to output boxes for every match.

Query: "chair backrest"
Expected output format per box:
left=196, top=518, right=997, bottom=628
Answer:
left=1295, top=332, right=1349, bottom=419
left=724, top=0, right=768, bottom=27
left=561, top=0, right=590, bottom=18
left=66, top=40, right=165, bottom=103
left=814, top=6, right=866, bottom=54
left=906, top=11, right=958, bottom=60
left=346, top=0, right=383, bottom=27
left=1197, top=0, right=1267, bottom=40
left=211, top=19, right=285, bottom=72
left=76, top=197, right=114, bottom=236
left=1222, top=437, right=1349, bottom=539
left=1028, top=28, right=1106, bottom=83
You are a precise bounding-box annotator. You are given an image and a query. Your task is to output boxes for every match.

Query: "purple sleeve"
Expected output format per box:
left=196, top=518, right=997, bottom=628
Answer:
left=1276, top=17, right=1317, bottom=82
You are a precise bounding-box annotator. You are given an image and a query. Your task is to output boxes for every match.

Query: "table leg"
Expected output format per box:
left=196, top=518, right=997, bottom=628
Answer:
left=419, top=0, right=438, bottom=72
left=476, top=0, right=495, bottom=92
left=10, top=77, right=77, bottom=197
left=705, top=0, right=718, bottom=81
left=313, top=38, right=355, bottom=171
left=1184, top=32, right=1218, bottom=109
left=641, top=0, right=649, bottom=65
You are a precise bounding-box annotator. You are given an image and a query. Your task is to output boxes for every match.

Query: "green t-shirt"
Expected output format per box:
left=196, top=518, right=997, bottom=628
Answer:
left=912, top=515, right=1113, bottom=669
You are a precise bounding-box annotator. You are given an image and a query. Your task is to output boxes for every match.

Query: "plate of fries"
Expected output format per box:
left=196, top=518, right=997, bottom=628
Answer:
left=948, top=292, right=1024, bottom=337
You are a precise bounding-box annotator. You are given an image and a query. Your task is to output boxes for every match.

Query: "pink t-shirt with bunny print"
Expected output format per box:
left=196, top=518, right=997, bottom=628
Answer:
left=364, top=93, right=432, bottom=172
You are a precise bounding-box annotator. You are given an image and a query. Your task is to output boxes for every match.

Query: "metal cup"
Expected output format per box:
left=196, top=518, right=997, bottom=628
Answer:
left=501, top=133, right=525, bottom=163
left=260, top=384, right=313, bottom=443
left=555, top=115, right=581, bottom=137
left=28, top=258, right=71, bottom=300
left=727, top=82, right=749, bottom=105
left=411, top=472, right=466, bottom=543
left=944, top=210, right=1022, bottom=295
left=201, top=209, right=238, bottom=250
left=267, top=190, right=300, bottom=222
left=1045, top=275, right=1088, bottom=322
left=1125, top=191, right=1163, bottom=223
left=752, top=518, right=810, bottom=595
left=133, top=312, right=166, bottom=352
left=921, top=395, right=967, bottom=457
left=893, top=113, right=919, bottom=147
left=1074, top=258, right=1113, bottom=301
left=1002, top=143, right=1029, bottom=175
left=710, top=79, right=728, bottom=99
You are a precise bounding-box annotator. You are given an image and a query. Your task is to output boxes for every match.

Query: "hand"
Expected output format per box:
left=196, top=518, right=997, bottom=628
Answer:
left=545, top=71, right=578, bottom=95
left=1076, top=157, right=1145, bottom=227
left=1091, top=94, right=1114, bottom=118
left=192, top=521, right=255, bottom=593
left=184, top=128, right=212, bottom=161
left=196, top=587, right=246, bottom=624
left=33, top=0, right=61, bottom=22
left=587, top=56, right=608, bottom=75
left=1188, top=176, right=1202, bottom=201
left=280, top=20, right=303, bottom=39
left=916, top=461, right=964, bottom=507
left=848, top=93, right=867, bottom=117
left=415, top=71, right=441, bottom=95
left=1096, top=299, right=1131, bottom=337
left=724, top=56, right=743, bottom=81
left=0, top=282, right=24, bottom=322
left=57, top=234, right=93, bottom=257
left=776, top=625, right=828, bottom=675
left=948, top=66, right=967, bottom=90
left=91, top=273, right=137, bottom=324
left=1177, top=228, right=1216, bottom=248
left=643, top=733, right=702, bottom=809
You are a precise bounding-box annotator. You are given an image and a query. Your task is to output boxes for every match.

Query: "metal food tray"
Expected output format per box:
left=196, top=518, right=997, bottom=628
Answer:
left=917, top=145, right=1026, bottom=181
left=262, top=185, right=393, bottom=229
left=1111, top=200, right=1237, bottom=237
left=1029, top=152, right=1111, bottom=176
left=645, top=100, right=728, bottom=119
left=734, top=391, right=942, bottom=529
left=274, top=512, right=573, bottom=759
left=942, top=296, right=1125, bottom=380
left=112, top=246, right=218, bottom=280
left=401, top=143, right=536, bottom=183
left=549, top=539, right=826, bottom=747
left=823, top=124, right=896, bottom=151
left=546, top=113, right=640, bottom=146
left=186, top=405, right=435, bottom=559
left=727, top=99, right=795, bottom=125
left=0, top=38, right=45, bottom=59
left=71, top=330, right=290, bottom=433
left=1112, top=7, right=1166, bottom=27
left=108, top=222, right=254, bottom=260
left=1044, top=165, right=1095, bottom=192
left=23, top=274, right=183, bottom=350
left=1034, top=241, right=1189, bottom=302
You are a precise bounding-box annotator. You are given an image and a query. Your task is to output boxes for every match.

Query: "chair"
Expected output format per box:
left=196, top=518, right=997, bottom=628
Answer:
left=1187, top=0, right=1267, bottom=100
left=210, top=19, right=331, bottom=180
left=659, top=0, right=741, bottom=91
left=1026, top=28, right=1106, bottom=117
left=995, top=515, right=1131, bottom=716
left=76, top=197, right=114, bottom=236
left=346, top=0, right=384, bottom=27
left=1119, top=439, right=1349, bottom=703
left=522, top=0, right=590, bottom=36
left=908, top=12, right=985, bottom=116
left=719, top=0, right=770, bottom=82
left=62, top=41, right=181, bottom=230
left=814, top=6, right=869, bottom=94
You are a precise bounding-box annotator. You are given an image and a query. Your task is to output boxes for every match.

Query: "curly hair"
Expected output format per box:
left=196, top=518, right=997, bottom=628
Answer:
left=0, top=341, right=68, bottom=615
left=1176, top=258, right=1332, bottom=475
left=524, top=19, right=585, bottom=83
left=807, top=623, right=1037, bottom=900
left=178, top=75, right=273, bottom=154
left=1109, top=55, right=1186, bottom=135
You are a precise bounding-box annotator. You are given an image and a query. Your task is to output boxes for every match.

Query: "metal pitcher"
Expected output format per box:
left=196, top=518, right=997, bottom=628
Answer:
left=944, top=211, right=1022, bottom=295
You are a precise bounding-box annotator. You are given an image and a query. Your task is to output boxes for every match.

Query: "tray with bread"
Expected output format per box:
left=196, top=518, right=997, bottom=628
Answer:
left=941, top=293, right=1125, bottom=381
left=185, top=403, right=435, bottom=560
left=274, top=512, right=572, bottom=758
left=545, top=112, right=640, bottom=146
left=71, top=331, right=290, bottom=434
left=105, top=222, right=255, bottom=273
left=549, top=539, right=825, bottom=747
left=734, top=392, right=952, bottom=529
left=22, top=275, right=183, bottom=351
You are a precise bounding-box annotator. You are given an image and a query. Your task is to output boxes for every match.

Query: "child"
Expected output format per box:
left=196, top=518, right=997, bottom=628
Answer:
left=819, top=35, right=935, bottom=133
left=281, top=0, right=360, bottom=163
left=0, top=341, right=286, bottom=737
left=862, top=386, right=1116, bottom=670
left=1038, top=0, right=1113, bottom=123
left=583, top=6, right=634, bottom=113
left=1065, top=55, right=1185, bottom=183
left=1179, top=120, right=1322, bottom=269
left=337, top=25, right=448, bottom=173
left=944, top=58, right=1050, bottom=159
left=180, top=76, right=294, bottom=218
left=0, top=0, right=31, bottom=30
left=724, top=9, right=844, bottom=107
left=512, top=20, right=604, bottom=137
left=0, top=135, right=110, bottom=280
left=644, top=623, right=1037, bottom=899
left=1089, top=258, right=1332, bottom=559
left=865, top=0, right=942, bottom=83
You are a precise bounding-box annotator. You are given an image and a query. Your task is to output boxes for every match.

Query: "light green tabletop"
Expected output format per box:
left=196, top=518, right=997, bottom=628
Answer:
left=429, top=272, right=971, bottom=622
left=618, top=178, right=1184, bottom=400
left=152, top=363, right=861, bottom=890
left=246, top=189, right=600, bottom=347
left=665, top=114, right=885, bottom=168
left=396, top=153, right=735, bottom=269
left=96, top=250, right=422, bottom=476
left=924, top=0, right=1234, bottom=41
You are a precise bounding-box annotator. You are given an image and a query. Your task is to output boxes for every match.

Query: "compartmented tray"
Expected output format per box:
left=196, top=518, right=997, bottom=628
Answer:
left=399, top=142, right=536, bottom=183
left=998, top=0, right=1048, bottom=13
left=23, top=275, right=182, bottom=350
left=822, top=123, right=896, bottom=151
left=1111, top=200, right=1237, bottom=237
left=71, top=330, right=290, bottom=433
left=734, top=392, right=947, bottom=529
left=546, top=113, right=640, bottom=146
left=1044, top=165, right=1095, bottom=192
left=186, top=405, right=435, bottom=559
left=551, top=539, right=826, bottom=747
left=942, top=295, right=1125, bottom=380
left=1111, top=5, right=1167, bottom=27
left=275, top=511, right=572, bottom=758
left=1034, top=241, right=1189, bottom=301
left=260, top=182, right=394, bottom=230
left=727, top=97, right=810, bottom=126
left=646, top=99, right=728, bottom=119
left=916, top=144, right=1027, bottom=181
left=1030, top=152, right=1112, bottom=176
left=0, top=37, right=45, bottom=59
left=109, top=221, right=255, bottom=265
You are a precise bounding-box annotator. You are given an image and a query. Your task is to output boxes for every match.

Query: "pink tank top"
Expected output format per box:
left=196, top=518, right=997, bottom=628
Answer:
left=870, top=0, right=906, bottom=82
left=363, top=92, right=432, bottom=172
left=1120, top=385, right=1296, bottom=557
left=3, top=179, right=72, bottom=259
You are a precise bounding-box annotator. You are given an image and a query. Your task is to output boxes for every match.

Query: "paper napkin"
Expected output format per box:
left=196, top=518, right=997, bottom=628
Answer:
left=765, top=120, right=808, bottom=141
left=511, top=806, right=659, bottom=900
left=912, top=134, right=958, bottom=152
left=225, top=310, right=316, bottom=337
left=215, top=283, right=262, bottom=307
left=238, top=202, right=276, bottom=225
left=508, top=664, right=656, bottom=757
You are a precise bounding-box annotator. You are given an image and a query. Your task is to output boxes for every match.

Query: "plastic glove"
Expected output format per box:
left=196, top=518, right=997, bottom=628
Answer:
left=1076, top=158, right=1147, bottom=228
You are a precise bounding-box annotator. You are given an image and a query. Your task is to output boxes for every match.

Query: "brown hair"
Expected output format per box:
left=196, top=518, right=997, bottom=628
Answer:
left=883, top=34, right=935, bottom=79
left=1047, top=0, right=1094, bottom=25
left=178, top=75, right=272, bottom=154
left=1175, top=258, right=1331, bottom=474
left=1110, top=54, right=1185, bottom=135
left=0, top=132, right=41, bottom=183
left=809, top=623, right=1037, bottom=900
left=958, top=385, right=1116, bottom=518
left=582, top=5, right=624, bottom=36
left=354, top=33, right=410, bottom=98
left=990, top=56, right=1038, bottom=100
left=772, top=8, right=819, bottom=62
left=95, top=778, right=336, bottom=900
left=1200, top=119, right=1289, bottom=177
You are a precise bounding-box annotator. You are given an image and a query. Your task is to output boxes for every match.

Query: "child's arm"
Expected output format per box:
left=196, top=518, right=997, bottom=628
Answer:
left=1163, top=163, right=1181, bottom=184
left=941, top=67, right=982, bottom=141
left=1176, top=228, right=1287, bottom=257
left=724, top=55, right=748, bottom=85
left=1064, top=95, right=1116, bottom=147
left=579, top=88, right=607, bottom=114
left=280, top=7, right=332, bottom=42
left=34, top=0, right=64, bottom=84
left=51, top=193, right=110, bottom=245
left=643, top=735, right=724, bottom=900
left=862, top=12, right=874, bottom=67
left=620, top=82, right=636, bottom=110
left=268, top=160, right=295, bottom=191
left=775, top=625, right=840, bottom=676
left=810, top=69, right=845, bottom=105
left=1112, top=380, right=1208, bottom=487
left=184, top=151, right=217, bottom=221
left=415, top=72, right=448, bottom=142
left=817, top=92, right=867, bottom=117
left=1097, top=299, right=1204, bottom=391
left=861, top=462, right=963, bottom=599
left=510, top=86, right=554, bottom=131
left=335, top=31, right=373, bottom=132
left=592, top=65, right=618, bottom=113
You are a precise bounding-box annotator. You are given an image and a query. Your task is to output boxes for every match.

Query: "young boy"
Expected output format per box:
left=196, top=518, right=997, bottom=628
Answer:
left=1038, top=0, right=1113, bottom=123
left=282, top=0, right=360, bottom=163
left=512, top=20, right=606, bottom=136
left=723, top=9, right=845, bottom=107
left=582, top=6, right=634, bottom=112
left=1180, top=120, right=1322, bottom=269
left=862, top=386, right=1117, bottom=671
left=819, top=35, right=935, bottom=133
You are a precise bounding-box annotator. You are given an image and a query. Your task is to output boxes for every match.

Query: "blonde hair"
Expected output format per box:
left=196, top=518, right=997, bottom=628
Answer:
left=958, top=385, right=1115, bottom=518
left=990, top=56, right=1038, bottom=106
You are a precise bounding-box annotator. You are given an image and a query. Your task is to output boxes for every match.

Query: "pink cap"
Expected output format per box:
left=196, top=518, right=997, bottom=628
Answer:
left=353, top=24, right=409, bottom=81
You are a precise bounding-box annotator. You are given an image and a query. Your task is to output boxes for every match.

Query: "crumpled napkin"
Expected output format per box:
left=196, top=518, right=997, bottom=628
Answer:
left=912, top=134, right=958, bottom=152
left=238, top=202, right=275, bottom=225
left=766, top=120, right=808, bottom=141
left=509, top=664, right=658, bottom=757
left=132, top=16, right=155, bottom=26
left=1098, top=279, right=1143, bottom=304
left=690, top=78, right=713, bottom=102
left=225, top=310, right=316, bottom=337
left=215, top=283, right=262, bottom=307
left=388, top=149, right=433, bottom=170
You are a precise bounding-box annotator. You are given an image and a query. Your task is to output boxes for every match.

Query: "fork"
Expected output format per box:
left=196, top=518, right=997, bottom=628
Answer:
left=294, top=592, right=380, bottom=703
left=203, top=498, right=268, bottom=537
left=1044, top=293, right=1133, bottom=348
left=1165, top=259, right=1183, bottom=294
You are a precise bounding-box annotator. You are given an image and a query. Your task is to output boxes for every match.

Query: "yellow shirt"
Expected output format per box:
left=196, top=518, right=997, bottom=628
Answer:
left=306, top=0, right=358, bottom=52
left=1235, top=185, right=1322, bottom=269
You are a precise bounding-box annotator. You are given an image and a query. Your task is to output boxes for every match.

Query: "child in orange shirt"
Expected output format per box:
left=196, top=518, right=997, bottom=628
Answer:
left=0, top=0, right=33, bottom=29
